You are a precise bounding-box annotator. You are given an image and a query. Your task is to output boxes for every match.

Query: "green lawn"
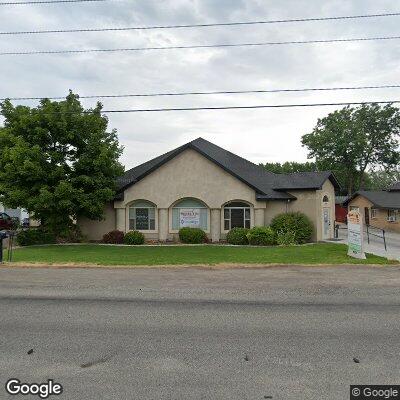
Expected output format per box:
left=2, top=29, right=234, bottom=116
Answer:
left=4, top=243, right=394, bottom=266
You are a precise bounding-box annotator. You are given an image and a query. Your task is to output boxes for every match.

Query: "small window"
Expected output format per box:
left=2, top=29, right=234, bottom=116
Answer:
left=223, top=202, right=251, bottom=231
left=371, top=208, right=378, bottom=219
left=322, top=195, right=329, bottom=203
left=387, top=209, right=397, bottom=222
left=129, top=200, right=156, bottom=231
left=350, top=206, right=359, bottom=212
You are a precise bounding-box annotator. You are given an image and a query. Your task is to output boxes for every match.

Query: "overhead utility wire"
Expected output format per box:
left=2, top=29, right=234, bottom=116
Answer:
left=0, top=0, right=108, bottom=5
left=1, top=12, right=400, bottom=34
left=3, top=84, right=400, bottom=101
left=17, top=101, right=400, bottom=115
left=2, top=35, right=400, bottom=56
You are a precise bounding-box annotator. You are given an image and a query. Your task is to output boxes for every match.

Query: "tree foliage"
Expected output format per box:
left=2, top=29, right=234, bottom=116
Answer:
left=260, top=161, right=317, bottom=174
left=0, top=92, right=124, bottom=232
left=301, top=103, right=400, bottom=194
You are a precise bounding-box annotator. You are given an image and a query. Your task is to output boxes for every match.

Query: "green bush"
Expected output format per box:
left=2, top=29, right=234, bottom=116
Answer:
left=124, top=230, right=145, bottom=245
left=57, top=225, right=86, bottom=243
left=178, top=227, right=207, bottom=244
left=226, top=227, right=249, bottom=245
left=271, top=212, right=313, bottom=244
left=16, top=228, right=56, bottom=246
left=246, top=226, right=276, bottom=246
left=103, top=230, right=125, bottom=244
left=276, top=230, right=297, bottom=246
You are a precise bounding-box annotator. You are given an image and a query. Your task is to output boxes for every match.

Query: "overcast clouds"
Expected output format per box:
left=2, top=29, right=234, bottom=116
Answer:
left=1, top=0, right=399, bottom=168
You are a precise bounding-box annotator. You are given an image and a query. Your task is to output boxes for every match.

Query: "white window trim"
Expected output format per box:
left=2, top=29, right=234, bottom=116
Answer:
left=222, top=206, right=252, bottom=232
left=127, top=204, right=158, bottom=233
left=371, top=208, right=378, bottom=219
left=387, top=209, right=398, bottom=222
left=169, top=206, right=210, bottom=234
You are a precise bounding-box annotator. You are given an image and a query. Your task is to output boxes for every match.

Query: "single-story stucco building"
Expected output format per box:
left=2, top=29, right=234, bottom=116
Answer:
left=344, top=181, right=400, bottom=233
left=78, top=138, right=339, bottom=242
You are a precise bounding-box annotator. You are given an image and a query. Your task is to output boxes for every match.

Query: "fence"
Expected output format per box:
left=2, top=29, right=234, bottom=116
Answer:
left=335, top=222, right=387, bottom=251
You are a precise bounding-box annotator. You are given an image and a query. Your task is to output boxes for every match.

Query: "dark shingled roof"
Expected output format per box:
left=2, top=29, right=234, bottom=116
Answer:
left=344, top=190, right=400, bottom=210
left=388, top=181, right=400, bottom=192
left=115, top=137, right=338, bottom=201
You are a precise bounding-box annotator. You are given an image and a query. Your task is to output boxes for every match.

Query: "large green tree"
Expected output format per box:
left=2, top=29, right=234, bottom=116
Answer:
left=301, top=103, right=400, bottom=194
left=0, top=92, right=124, bottom=232
left=260, top=161, right=317, bottom=174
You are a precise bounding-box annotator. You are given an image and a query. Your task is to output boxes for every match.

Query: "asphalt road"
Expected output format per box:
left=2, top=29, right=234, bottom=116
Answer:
left=1, top=265, right=400, bottom=400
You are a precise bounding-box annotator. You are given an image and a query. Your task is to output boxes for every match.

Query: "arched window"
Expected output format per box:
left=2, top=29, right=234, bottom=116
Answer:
left=172, top=198, right=208, bottom=230
left=322, top=195, right=329, bottom=203
left=129, top=200, right=156, bottom=231
left=223, top=201, right=251, bottom=231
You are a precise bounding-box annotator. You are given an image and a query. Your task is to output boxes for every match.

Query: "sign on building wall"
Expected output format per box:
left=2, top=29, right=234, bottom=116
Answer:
left=347, top=210, right=366, bottom=259
left=179, top=208, right=200, bottom=228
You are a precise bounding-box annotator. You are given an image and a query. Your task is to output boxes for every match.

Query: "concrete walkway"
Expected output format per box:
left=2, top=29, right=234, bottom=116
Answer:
left=331, top=225, right=400, bottom=261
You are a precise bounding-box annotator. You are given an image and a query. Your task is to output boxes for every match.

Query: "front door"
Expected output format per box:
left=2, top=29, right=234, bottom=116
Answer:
left=322, top=208, right=331, bottom=239
left=364, top=207, right=370, bottom=226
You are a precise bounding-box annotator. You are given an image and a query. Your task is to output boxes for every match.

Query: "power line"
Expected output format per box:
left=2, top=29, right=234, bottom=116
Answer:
left=1, top=12, right=400, bottom=34
left=0, top=0, right=108, bottom=5
left=6, top=101, right=397, bottom=115
left=2, top=35, right=400, bottom=56
left=3, top=84, right=400, bottom=101
left=99, top=101, right=400, bottom=113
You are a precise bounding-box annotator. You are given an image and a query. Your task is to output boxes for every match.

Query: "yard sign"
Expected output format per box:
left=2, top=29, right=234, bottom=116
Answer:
left=179, top=209, right=200, bottom=228
left=347, top=210, right=366, bottom=259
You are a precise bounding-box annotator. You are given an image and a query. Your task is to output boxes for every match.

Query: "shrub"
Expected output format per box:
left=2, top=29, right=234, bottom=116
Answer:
left=276, top=230, right=297, bottom=246
left=246, top=226, right=276, bottom=246
left=16, top=228, right=56, bottom=246
left=270, top=212, right=313, bottom=244
left=226, top=227, right=249, bottom=245
left=179, top=227, right=207, bottom=244
left=103, top=230, right=125, bottom=244
left=124, top=230, right=145, bottom=245
left=57, top=225, right=86, bottom=243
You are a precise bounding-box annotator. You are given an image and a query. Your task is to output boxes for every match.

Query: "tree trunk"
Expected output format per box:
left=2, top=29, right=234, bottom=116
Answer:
left=347, top=172, right=354, bottom=195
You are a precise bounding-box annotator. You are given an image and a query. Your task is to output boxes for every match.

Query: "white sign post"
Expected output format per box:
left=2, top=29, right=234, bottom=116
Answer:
left=347, top=210, right=366, bottom=259
left=179, top=208, right=200, bottom=228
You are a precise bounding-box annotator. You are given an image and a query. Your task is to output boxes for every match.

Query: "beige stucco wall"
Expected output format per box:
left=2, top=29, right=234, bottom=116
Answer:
left=348, top=195, right=400, bottom=233
left=115, top=148, right=267, bottom=241
left=79, top=148, right=335, bottom=242
left=78, top=202, right=116, bottom=241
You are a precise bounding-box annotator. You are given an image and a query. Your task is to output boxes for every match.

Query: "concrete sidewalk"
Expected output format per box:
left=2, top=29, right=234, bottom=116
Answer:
left=332, top=225, right=400, bottom=261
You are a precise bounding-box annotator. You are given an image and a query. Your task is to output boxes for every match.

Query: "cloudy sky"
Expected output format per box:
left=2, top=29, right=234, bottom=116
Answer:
left=0, top=0, right=399, bottom=168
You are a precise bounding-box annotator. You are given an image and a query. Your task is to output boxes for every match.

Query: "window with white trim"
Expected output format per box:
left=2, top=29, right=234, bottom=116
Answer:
left=129, top=200, right=156, bottom=231
left=371, top=208, right=378, bottom=219
left=223, top=202, right=251, bottom=230
left=387, top=209, right=397, bottom=222
left=349, top=206, right=359, bottom=212
left=172, top=198, right=208, bottom=230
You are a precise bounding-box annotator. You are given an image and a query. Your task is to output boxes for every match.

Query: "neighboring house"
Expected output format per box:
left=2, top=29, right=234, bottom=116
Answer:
left=344, top=182, right=400, bottom=233
left=78, top=138, right=339, bottom=242
left=0, top=203, right=27, bottom=221
left=335, top=196, right=348, bottom=223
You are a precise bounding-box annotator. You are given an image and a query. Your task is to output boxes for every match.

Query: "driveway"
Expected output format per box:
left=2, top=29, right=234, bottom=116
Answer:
left=334, top=224, right=400, bottom=261
left=1, top=266, right=400, bottom=400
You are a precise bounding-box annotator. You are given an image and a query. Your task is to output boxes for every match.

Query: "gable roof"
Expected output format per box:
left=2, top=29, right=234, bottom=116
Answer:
left=115, top=137, right=338, bottom=201
left=388, top=181, right=400, bottom=192
left=344, top=190, right=400, bottom=210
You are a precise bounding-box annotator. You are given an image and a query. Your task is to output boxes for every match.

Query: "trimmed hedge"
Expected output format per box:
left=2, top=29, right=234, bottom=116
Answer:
left=226, top=227, right=249, bottom=245
left=103, top=230, right=125, bottom=244
left=247, top=226, right=276, bottom=246
left=276, top=230, right=297, bottom=246
left=16, top=228, right=56, bottom=246
left=270, top=212, right=313, bottom=244
left=124, top=230, right=145, bottom=245
left=179, top=227, right=207, bottom=244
